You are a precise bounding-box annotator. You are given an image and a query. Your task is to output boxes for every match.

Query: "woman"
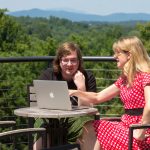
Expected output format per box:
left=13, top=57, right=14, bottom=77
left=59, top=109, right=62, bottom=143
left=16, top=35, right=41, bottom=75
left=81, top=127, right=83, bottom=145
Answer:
left=69, top=36, right=150, bottom=150
left=33, top=41, right=96, bottom=149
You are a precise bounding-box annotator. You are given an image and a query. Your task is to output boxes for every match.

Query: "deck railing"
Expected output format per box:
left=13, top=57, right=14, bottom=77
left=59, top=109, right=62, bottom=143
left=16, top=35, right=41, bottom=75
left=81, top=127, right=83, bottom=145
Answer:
left=0, top=56, right=123, bottom=148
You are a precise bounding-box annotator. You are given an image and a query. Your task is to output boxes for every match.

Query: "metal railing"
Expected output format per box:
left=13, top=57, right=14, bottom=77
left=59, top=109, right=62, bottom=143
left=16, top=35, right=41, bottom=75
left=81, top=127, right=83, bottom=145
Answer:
left=0, top=56, right=115, bottom=63
left=0, top=56, right=123, bottom=116
left=0, top=56, right=123, bottom=149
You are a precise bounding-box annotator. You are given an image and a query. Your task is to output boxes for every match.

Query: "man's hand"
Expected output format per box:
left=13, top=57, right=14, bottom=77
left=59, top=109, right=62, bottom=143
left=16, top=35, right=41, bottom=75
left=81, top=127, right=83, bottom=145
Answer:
left=73, top=71, right=86, bottom=91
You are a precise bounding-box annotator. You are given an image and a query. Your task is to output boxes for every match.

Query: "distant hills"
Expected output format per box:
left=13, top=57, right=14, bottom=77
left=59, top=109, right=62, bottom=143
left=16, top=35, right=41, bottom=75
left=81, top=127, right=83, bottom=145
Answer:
left=8, top=8, right=150, bottom=22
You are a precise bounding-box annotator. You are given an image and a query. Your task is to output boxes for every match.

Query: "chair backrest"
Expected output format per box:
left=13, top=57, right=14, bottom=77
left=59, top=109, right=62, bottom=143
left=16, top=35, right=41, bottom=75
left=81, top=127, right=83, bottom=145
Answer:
left=27, top=84, right=39, bottom=149
left=27, top=85, right=37, bottom=107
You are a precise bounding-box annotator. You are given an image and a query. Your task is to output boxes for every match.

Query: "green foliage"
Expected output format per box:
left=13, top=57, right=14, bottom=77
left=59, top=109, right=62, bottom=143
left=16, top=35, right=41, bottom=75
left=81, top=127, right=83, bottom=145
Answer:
left=136, top=22, right=150, bottom=54
left=1, top=9, right=150, bottom=148
left=0, top=12, right=26, bottom=53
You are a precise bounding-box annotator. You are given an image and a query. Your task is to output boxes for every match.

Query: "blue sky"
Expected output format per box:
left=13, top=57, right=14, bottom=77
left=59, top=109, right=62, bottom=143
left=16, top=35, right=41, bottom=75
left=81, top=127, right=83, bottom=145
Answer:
left=1, top=0, right=150, bottom=15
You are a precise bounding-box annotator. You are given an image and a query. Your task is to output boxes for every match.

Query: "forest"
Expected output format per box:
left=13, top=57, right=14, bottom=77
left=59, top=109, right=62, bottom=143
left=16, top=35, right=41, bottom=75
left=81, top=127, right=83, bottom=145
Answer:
left=1, top=8, right=150, bottom=149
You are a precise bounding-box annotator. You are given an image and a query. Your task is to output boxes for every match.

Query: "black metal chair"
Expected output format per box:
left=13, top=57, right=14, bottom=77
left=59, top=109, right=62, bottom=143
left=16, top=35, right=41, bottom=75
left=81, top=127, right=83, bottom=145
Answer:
left=0, top=120, right=47, bottom=150
left=101, top=117, right=150, bottom=150
left=128, top=124, right=150, bottom=150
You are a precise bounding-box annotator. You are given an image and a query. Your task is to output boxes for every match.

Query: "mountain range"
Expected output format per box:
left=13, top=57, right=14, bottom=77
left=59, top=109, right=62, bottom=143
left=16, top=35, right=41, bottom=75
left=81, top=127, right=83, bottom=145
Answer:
left=8, top=8, right=150, bottom=22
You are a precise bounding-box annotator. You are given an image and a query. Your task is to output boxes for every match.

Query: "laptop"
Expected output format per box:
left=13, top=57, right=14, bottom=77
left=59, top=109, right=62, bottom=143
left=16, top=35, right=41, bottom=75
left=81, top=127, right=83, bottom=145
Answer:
left=33, top=80, right=90, bottom=110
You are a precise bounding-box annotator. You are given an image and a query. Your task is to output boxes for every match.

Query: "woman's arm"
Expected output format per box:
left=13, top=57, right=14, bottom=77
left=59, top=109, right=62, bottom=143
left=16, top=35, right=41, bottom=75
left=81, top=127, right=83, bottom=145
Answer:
left=69, top=84, right=120, bottom=104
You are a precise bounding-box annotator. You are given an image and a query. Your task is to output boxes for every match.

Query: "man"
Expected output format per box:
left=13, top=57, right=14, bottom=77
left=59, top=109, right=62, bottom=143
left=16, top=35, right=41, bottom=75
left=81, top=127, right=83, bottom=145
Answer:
left=33, top=41, right=96, bottom=149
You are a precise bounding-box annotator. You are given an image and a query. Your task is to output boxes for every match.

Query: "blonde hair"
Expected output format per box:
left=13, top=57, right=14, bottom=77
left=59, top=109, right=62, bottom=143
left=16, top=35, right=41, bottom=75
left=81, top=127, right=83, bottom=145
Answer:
left=113, top=36, right=150, bottom=85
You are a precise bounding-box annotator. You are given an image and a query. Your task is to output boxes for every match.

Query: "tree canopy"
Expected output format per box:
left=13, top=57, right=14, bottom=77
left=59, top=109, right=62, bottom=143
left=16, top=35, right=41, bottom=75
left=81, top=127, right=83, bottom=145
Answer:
left=1, top=8, right=150, bottom=149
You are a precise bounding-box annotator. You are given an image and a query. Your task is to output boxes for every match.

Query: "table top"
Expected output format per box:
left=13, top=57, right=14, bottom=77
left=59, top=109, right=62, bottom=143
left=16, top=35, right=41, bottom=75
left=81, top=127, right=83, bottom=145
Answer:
left=14, top=106, right=98, bottom=119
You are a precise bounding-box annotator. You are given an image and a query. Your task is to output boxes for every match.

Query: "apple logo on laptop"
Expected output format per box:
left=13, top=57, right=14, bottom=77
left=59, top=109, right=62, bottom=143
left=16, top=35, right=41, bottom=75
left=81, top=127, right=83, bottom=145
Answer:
left=49, top=92, right=55, bottom=98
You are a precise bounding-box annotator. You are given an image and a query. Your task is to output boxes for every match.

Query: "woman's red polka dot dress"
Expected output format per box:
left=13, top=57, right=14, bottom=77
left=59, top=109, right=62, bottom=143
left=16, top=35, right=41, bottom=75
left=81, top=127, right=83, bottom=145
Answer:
left=93, top=72, right=150, bottom=150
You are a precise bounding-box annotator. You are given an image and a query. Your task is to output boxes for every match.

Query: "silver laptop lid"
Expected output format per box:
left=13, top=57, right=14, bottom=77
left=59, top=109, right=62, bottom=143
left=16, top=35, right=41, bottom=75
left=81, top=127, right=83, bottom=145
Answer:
left=33, top=80, right=72, bottom=110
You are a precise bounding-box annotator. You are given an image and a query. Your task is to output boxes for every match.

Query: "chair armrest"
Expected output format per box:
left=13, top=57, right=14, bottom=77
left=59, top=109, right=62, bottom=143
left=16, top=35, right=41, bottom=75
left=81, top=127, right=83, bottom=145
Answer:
left=100, top=117, right=121, bottom=121
left=0, top=127, right=47, bottom=149
left=0, top=121, right=16, bottom=127
left=128, top=123, right=150, bottom=150
left=130, top=123, right=150, bottom=129
left=94, top=112, right=100, bottom=120
left=0, top=127, right=46, bottom=138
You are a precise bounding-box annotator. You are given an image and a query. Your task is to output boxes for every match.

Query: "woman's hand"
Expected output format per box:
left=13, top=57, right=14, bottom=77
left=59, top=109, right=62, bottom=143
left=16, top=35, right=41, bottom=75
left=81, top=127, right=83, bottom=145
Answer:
left=133, top=129, right=146, bottom=141
left=69, top=89, right=77, bottom=97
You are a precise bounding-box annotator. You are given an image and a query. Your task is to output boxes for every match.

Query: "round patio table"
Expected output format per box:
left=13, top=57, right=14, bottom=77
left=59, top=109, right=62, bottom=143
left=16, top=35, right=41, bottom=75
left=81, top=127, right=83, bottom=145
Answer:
left=14, top=106, right=99, bottom=148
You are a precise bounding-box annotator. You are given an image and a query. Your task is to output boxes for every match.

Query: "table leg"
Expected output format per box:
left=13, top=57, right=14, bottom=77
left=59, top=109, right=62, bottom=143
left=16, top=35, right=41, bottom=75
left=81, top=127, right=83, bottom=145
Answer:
left=47, top=118, right=68, bottom=147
